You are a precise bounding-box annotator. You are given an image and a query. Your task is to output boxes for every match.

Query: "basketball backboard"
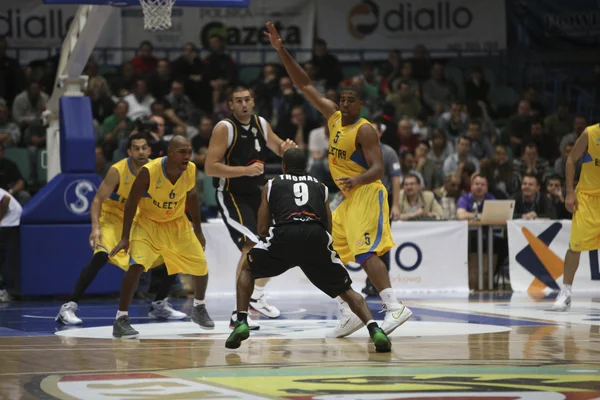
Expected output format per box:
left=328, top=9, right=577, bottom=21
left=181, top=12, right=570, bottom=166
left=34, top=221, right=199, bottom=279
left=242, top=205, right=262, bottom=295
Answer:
left=43, top=0, right=249, bottom=6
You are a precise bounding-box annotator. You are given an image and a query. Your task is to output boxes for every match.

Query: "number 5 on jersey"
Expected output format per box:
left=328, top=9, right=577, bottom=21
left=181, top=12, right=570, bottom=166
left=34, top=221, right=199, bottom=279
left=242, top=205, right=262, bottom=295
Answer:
left=293, top=183, right=309, bottom=206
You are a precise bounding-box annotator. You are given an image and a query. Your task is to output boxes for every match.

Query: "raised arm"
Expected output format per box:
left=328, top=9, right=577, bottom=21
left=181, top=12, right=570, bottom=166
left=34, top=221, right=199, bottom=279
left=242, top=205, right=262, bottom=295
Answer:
left=565, top=129, right=588, bottom=213
left=204, top=122, right=263, bottom=178
left=257, top=184, right=271, bottom=237
left=336, top=124, right=384, bottom=192
left=89, top=167, right=120, bottom=247
left=265, top=22, right=338, bottom=119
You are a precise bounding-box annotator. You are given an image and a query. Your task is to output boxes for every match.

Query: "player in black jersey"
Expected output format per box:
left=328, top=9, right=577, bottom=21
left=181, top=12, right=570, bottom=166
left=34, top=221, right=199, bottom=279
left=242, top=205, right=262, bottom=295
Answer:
left=205, top=86, right=297, bottom=328
left=225, top=149, right=392, bottom=353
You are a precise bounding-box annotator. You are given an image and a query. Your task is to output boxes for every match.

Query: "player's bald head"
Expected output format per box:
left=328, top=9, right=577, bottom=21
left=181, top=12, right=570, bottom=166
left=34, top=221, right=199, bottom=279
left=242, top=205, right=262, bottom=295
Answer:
left=168, top=135, right=190, bottom=150
left=282, top=148, right=306, bottom=175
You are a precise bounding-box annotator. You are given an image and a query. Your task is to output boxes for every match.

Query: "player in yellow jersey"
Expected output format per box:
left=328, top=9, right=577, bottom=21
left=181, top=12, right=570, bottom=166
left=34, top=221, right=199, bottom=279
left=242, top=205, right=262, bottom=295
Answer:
left=110, top=136, right=213, bottom=339
left=266, top=22, right=412, bottom=337
left=553, top=123, right=600, bottom=311
left=55, top=133, right=186, bottom=325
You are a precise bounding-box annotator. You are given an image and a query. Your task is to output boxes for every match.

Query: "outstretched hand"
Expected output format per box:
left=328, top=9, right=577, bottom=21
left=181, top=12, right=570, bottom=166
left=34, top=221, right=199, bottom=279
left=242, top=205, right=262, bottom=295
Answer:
left=265, top=22, right=283, bottom=51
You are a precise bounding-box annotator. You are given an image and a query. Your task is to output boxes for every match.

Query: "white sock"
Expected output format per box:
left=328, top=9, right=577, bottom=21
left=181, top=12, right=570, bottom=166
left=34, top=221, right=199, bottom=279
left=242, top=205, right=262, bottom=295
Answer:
left=336, top=296, right=350, bottom=309
left=380, top=288, right=397, bottom=304
left=116, top=310, right=128, bottom=319
left=366, top=319, right=375, bottom=326
left=193, top=299, right=205, bottom=307
left=563, top=284, right=572, bottom=293
left=251, top=285, right=265, bottom=299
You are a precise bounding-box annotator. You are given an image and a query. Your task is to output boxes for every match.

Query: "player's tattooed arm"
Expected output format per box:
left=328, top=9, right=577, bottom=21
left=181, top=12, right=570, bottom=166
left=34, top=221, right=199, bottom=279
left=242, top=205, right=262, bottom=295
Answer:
left=565, top=128, right=588, bottom=213
left=257, top=184, right=271, bottom=238
left=205, top=122, right=263, bottom=178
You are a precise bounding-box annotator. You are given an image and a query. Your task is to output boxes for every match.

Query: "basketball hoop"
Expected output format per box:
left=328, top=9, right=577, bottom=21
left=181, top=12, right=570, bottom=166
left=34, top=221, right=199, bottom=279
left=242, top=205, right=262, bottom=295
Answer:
left=139, top=0, right=175, bottom=31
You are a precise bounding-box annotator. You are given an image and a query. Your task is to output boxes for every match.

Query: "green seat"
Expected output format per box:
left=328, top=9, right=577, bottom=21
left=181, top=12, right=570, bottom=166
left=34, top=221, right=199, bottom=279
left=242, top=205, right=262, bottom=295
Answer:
left=37, top=149, right=47, bottom=184
left=203, top=173, right=217, bottom=207
left=4, top=147, right=31, bottom=184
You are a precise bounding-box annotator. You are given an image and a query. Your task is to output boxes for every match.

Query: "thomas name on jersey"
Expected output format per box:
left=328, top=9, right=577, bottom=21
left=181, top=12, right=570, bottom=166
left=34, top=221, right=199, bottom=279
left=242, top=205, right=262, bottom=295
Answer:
left=278, top=174, right=321, bottom=183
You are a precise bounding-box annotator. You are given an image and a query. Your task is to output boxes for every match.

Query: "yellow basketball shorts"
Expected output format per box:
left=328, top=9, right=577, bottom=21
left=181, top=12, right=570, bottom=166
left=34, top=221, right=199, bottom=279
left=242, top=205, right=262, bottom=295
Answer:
left=332, top=182, right=395, bottom=265
left=569, top=191, right=600, bottom=252
left=94, top=211, right=130, bottom=270
left=128, top=215, right=207, bottom=276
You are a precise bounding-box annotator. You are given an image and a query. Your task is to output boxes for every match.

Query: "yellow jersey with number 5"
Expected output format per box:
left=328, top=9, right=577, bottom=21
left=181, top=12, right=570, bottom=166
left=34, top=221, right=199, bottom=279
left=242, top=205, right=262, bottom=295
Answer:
left=102, top=157, right=137, bottom=216
left=138, top=157, right=196, bottom=222
left=578, top=124, right=600, bottom=196
left=327, top=111, right=381, bottom=192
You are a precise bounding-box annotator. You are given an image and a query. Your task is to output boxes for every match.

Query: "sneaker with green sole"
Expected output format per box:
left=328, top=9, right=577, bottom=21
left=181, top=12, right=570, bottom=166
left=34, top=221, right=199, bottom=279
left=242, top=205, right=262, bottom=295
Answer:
left=370, top=327, right=392, bottom=353
left=225, top=321, right=250, bottom=349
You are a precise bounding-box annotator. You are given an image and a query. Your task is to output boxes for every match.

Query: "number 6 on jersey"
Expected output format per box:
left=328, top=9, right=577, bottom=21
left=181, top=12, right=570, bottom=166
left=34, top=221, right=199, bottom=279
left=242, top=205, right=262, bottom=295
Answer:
left=293, top=183, right=309, bottom=206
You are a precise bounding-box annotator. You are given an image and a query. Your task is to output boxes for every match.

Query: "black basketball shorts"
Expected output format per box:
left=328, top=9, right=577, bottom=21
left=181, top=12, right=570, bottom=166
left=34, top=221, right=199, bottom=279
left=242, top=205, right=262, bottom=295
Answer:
left=216, top=190, right=261, bottom=250
left=247, top=223, right=352, bottom=298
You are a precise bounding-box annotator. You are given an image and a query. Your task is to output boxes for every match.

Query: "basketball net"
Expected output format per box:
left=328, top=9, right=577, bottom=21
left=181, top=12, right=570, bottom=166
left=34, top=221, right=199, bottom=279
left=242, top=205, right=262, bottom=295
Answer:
left=139, top=0, right=175, bottom=31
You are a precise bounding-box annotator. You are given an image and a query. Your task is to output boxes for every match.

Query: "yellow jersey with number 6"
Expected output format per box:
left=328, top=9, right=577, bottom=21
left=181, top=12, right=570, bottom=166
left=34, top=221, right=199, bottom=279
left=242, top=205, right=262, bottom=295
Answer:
left=327, top=111, right=381, bottom=193
left=138, top=157, right=195, bottom=222
left=102, top=157, right=137, bottom=217
left=577, top=124, right=600, bottom=196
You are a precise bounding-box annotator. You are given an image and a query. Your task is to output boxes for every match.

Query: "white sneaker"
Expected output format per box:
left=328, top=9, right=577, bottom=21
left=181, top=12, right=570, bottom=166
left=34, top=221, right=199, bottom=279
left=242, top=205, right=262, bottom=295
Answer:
left=230, top=311, right=260, bottom=331
left=326, top=306, right=364, bottom=338
left=381, top=303, right=413, bottom=335
left=552, top=289, right=571, bottom=311
left=148, top=299, right=187, bottom=320
left=249, top=294, right=281, bottom=318
left=0, top=289, right=11, bottom=303
left=56, top=302, right=83, bottom=325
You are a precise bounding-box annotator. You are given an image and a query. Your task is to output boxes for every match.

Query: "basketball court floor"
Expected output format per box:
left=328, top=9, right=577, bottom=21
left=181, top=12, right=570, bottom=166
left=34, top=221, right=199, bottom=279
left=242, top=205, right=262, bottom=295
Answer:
left=1, top=292, right=599, bottom=399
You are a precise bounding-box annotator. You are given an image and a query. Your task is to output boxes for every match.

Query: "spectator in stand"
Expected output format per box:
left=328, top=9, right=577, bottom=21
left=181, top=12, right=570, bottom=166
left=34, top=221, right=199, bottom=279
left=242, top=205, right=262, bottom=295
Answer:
left=512, top=173, right=556, bottom=219
left=438, top=101, right=468, bottom=141
left=278, top=105, right=317, bottom=149
left=84, top=59, right=99, bottom=80
left=111, top=62, right=137, bottom=98
left=12, top=81, right=47, bottom=132
left=148, top=115, right=168, bottom=158
left=39, top=59, right=58, bottom=97
left=399, top=62, right=420, bottom=97
left=464, top=67, right=490, bottom=106
left=253, top=64, right=280, bottom=121
left=163, top=125, right=186, bottom=142
left=507, top=100, right=533, bottom=158
left=544, top=100, right=573, bottom=141
left=529, top=119, right=559, bottom=162
left=559, top=115, right=587, bottom=153
left=554, top=141, right=582, bottom=183
left=443, top=135, right=481, bottom=175
left=341, top=62, right=380, bottom=117
left=422, top=62, right=455, bottom=111
left=415, top=140, right=442, bottom=190
left=0, top=144, right=30, bottom=205
left=380, top=50, right=402, bottom=95
left=147, top=60, right=174, bottom=101
left=428, top=129, right=454, bottom=168
left=513, top=142, right=552, bottom=187
left=204, top=34, right=238, bottom=108
left=399, top=150, right=424, bottom=186
left=522, top=85, right=545, bottom=117
left=466, top=120, right=494, bottom=163
left=482, top=144, right=518, bottom=199
left=310, top=38, right=342, bottom=89
left=274, top=77, right=306, bottom=129
left=123, top=79, right=154, bottom=121
left=0, top=102, right=20, bottom=147
left=170, top=43, right=212, bottom=115
left=410, top=44, right=431, bottom=82
left=386, top=80, right=421, bottom=120
left=149, top=101, right=171, bottom=133
left=546, top=175, right=571, bottom=220
left=163, top=80, right=200, bottom=129
left=131, top=41, right=159, bottom=76
left=434, top=172, right=461, bottom=220
left=458, top=161, right=477, bottom=194
left=0, top=38, right=25, bottom=108
left=397, top=118, right=420, bottom=153
left=301, top=62, right=326, bottom=122
left=95, top=145, right=109, bottom=177
left=398, top=173, right=443, bottom=221
left=101, top=101, right=132, bottom=161
left=86, top=77, right=116, bottom=127
left=191, top=116, right=213, bottom=206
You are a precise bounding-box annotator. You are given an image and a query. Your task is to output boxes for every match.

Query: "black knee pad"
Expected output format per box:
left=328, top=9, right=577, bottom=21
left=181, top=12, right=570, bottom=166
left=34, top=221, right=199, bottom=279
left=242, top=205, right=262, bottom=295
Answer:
left=91, top=252, right=109, bottom=268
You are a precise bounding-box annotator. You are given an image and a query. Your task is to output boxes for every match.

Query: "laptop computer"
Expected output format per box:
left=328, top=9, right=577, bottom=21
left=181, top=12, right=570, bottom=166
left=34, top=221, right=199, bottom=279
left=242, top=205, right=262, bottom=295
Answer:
left=480, top=200, right=516, bottom=222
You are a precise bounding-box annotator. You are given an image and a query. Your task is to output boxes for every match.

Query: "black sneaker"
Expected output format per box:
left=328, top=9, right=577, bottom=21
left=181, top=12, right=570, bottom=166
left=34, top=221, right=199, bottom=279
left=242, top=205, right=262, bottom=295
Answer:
left=191, top=304, right=215, bottom=330
left=112, top=316, right=139, bottom=339
left=229, top=311, right=260, bottom=331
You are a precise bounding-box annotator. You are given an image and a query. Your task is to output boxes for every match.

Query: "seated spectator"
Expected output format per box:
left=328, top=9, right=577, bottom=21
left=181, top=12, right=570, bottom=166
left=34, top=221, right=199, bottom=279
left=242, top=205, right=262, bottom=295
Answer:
left=411, top=112, right=431, bottom=139
left=465, top=67, right=489, bottom=106
left=163, top=80, right=200, bottom=128
left=0, top=102, right=20, bottom=147
left=428, top=129, right=454, bottom=167
left=512, top=173, right=556, bottom=219
left=204, top=34, right=238, bottom=106
left=386, top=80, right=421, bottom=120
left=131, top=41, right=159, bottom=76
left=277, top=105, right=317, bottom=149
left=123, top=80, right=154, bottom=121
left=422, top=62, right=455, bottom=110
left=457, top=173, right=495, bottom=220
left=554, top=141, right=581, bottom=182
left=111, top=62, right=137, bottom=98
left=415, top=140, right=442, bottom=190
left=398, top=173, right=443, bottom=220
left=399, top=150, right=425, bottom=186
left=86, top=76, right=116, bottom=126
left=482, top=145, right=518, bottom=199
left=341, top=62, right=380, bottom=117
left=513, top=142, right=552, bottom=187
left=410, top=44, right=431, bottom=82
left=443, top=135, right=481, bottom=175
left=380, top=50, right=402, bottom=95
left=466, top=120, right=494, bottom=162
left=545, top=175, right=571, bottom=220
left=544, top=100, right=573, bottom=141
left=310, top=38, right=342, bottom=89
left=397, top=118, right=420, bottom=153
left=11, top=81, right=47, bottom=132
left=163, top=125, right=186, bottom=142
left=399, top=62, right=420, bottom=97
left=0, top=187, right=23, bottom=301
left=529, top=119, right=559, bottom=162
left=95, top=145, right=109, bottom=177
left=274, top=77, right=306, bottom=129
left=434, top=172, right=461, bottom=220
left=170, top=43, right=212, bottom=115
left=101, top=101, right=133, bottom=161
left=0, top=144, right=30, bottom=205
left=147, top=60, right=174, bottom=101
left=148, top=115, right=168, bottom=158
left=559, top=115, right=587, bottom=154
left=253, top=64, right=280, bottom=121
left=437, top=101, right=468, bottom=141
left=522, top=85, right=545, bottom=117
left=507, top=100, right=533, bottom=158
left=458, top=161, right=477, bottom=194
